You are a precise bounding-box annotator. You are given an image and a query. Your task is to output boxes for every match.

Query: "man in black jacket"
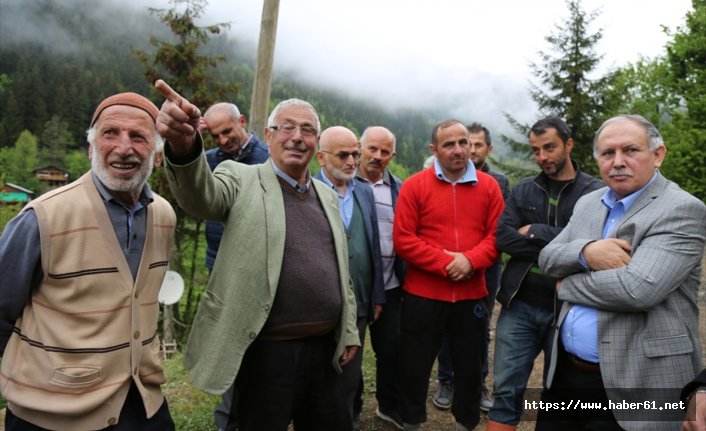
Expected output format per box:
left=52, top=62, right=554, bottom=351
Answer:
left=486, top=117, right=603, bottom=431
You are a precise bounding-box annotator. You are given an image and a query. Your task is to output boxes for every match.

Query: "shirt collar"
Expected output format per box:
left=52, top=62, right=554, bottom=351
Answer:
left=91, top=171, right=153, bottom=210
left=433, top=159, right=478, bottom=184
left=356, top=169, right=390, bottom=186
left=320, top=170, right=355, bottom=195
left=217, top=133, right=254, bottom=162
left=601, top=171, right=658, bottom=212
left=271, top=160, right=310, bottom=193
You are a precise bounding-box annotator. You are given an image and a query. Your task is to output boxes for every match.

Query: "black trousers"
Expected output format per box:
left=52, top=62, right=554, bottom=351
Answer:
left=234, top=334, right=352, bottom=431
left=5, top=382, right=175, bottom=431
left=399, top=292, right=486, bottom=429
left=535, top=345, right=624, bottom=431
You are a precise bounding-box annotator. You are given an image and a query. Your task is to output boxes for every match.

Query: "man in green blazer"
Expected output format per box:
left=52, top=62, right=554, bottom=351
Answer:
left=155, top=80, right=360, bottom=431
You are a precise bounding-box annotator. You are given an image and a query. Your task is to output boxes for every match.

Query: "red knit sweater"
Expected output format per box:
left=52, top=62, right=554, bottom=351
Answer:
left=393, top=167, right=505, bottom=302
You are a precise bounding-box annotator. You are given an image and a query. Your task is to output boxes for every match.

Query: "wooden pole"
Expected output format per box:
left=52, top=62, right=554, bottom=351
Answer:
left=249, top=0, right=280, bottom=137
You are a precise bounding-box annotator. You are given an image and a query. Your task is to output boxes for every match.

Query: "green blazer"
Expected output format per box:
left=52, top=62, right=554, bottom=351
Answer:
left=165, top=151, right=359, bottom=395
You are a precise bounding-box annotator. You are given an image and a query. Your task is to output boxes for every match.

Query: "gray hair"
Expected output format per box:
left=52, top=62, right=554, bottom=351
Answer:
left=267, top=99, right=321, bottom=132
left=204, top=102, right=241, bottom=121
left=360, top=126, right=397, bottom=151
left=86, top=126, right=165, bottom=153
left=593, top=114, right=664, bottom=158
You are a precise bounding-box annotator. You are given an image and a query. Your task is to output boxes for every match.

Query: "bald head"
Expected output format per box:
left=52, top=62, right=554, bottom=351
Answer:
left=319, top=126, right=358, bottom=151
left=203, top=102, right=249, bottom=155
left=359, top=126, right=396, bottom=182
left=317, top=126, right=360, bottom=187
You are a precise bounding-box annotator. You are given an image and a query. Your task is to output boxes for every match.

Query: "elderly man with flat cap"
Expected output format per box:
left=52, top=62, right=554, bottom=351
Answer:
left=0, top=92, right=176, bottom=431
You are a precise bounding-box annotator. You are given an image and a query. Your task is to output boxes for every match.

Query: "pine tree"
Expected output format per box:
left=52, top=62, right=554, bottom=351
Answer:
left=40, top=115, right=76, bottom=167
left=502, top=0, right=609, bottom=175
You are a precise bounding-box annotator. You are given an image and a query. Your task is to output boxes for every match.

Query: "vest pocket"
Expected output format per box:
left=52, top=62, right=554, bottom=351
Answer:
left=51, top=366, right=103, bottom=387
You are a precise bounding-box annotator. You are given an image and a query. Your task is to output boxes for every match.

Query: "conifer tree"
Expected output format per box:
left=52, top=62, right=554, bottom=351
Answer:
left=502, top=0, right=609, bottom=175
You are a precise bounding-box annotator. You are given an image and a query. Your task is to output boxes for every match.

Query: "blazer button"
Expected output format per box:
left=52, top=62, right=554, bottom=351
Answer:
left=133, top=331, right=140, bottom=339
left=249, top=332, right=256, bottom=339
left=264, top=304, right=270, bottom=311
left=107, top=417, right=117, bottom=425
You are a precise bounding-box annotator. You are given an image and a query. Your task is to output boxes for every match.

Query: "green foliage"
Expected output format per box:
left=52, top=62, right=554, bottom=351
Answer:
left=40, top=115, right=77, bottom=166
left=0, top=203, right=23, bottom=232
left=162, top=353, right=220, bottom=430
left=134, top=0, right=239, bottom=343
left=604, top=1, right=706, bottom=201
left=503, top=0, right=610, bottom=176
left=132, top=0, right=236, bottom=108
left=2, top=130, right=41, bottom=191
left=63, top=150, right=91, bottom=180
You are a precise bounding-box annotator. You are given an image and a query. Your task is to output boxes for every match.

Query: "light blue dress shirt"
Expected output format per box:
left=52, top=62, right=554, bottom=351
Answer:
left=561, top=172, right=658, bottom=362
left=319, top=170, right=355, bottom=228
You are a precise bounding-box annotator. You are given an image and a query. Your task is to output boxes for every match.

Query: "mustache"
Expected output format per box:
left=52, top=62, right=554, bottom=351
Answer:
left=283, top=141, right=309, bottom=152
left=608, top=168, right=634, bottom=177
left=368, top=158, right=382, bottom=166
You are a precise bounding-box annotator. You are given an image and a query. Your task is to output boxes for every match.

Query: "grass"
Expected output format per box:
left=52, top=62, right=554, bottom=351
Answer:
left=0, top=343, right=377, bottom=431
left=163, top=342, right=379, bottom=430
left=163, top=353, right=220, bottom=430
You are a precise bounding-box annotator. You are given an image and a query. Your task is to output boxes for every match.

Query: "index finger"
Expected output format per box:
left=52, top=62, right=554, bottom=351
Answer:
left=155, top=79, right=183, bottom=104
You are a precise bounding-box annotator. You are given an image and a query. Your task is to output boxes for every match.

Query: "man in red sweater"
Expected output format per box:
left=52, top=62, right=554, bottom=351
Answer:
left=393, top=119, right=505, bottom=431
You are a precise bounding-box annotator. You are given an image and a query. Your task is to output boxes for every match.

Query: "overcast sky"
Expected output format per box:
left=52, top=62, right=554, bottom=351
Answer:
left=139, top=0, right=692, bottom=132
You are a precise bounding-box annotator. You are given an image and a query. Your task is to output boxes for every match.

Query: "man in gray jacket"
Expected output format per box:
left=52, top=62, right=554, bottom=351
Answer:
left=537, top=115, right=705, bottom=431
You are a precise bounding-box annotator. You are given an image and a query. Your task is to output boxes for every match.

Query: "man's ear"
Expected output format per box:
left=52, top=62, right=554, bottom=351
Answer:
left=154, top=151, right=164, bottom=168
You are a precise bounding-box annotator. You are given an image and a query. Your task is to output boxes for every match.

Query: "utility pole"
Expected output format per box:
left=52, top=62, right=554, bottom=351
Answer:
left=249, top=0, right=280, bottom=137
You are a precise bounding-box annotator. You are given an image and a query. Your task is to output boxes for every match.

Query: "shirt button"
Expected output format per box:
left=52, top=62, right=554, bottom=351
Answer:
left=133, top=331, right=140, bottom=339
left=249, top=332, right=256, bottom=339
left=134, top=291, right=139, bottom=299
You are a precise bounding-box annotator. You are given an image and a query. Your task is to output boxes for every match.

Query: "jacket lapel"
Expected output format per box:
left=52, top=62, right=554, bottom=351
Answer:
left=258, top=163, right=286, bottom=296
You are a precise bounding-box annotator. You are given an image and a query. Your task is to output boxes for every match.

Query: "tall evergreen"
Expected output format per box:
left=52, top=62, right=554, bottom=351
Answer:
left=503, top=0, right=609, bottom=175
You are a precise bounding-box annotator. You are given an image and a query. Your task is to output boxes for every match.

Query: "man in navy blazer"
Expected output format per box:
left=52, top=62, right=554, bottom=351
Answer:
left=537, top=115, right=706, bottom=431
left=315, top=126, right=385, bottom=430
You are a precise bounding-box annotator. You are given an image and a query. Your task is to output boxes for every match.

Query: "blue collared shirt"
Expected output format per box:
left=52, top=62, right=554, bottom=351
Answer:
left=562, top=171, right=659, bottom=362
left=271, top=160, right=310, bottom=193
left=433, top=159, right=478, bottom=185
left=319, top=171, right=355, bottom=228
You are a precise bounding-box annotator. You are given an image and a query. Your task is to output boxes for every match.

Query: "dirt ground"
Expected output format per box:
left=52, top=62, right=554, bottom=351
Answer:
left=356, top=300, right=542, bottom=431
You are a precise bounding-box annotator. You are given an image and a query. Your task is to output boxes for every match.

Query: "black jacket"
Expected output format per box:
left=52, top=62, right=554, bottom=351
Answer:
left=495, top=161, right=603, bottom=307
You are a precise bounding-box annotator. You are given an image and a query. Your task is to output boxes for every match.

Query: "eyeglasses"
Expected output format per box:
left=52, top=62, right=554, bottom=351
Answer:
left=320, top=150, right=361, bottom=161
left=269, top=123, right=319, bottom=137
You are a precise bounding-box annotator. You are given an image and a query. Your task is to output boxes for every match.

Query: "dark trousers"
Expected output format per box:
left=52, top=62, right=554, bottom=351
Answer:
left=437, top=261, right=501, bottom=384
left=341, top=317, right=368, bottom=423
left=5, top=382, right=175, bottom=431
left=216, top=383, right=238, bottom=431
left=234, top=335, right=351, bottom=431
left=369, top=286, right=403, bottom=415
left=400, top=292, right=486, bottom=429
left=535, top=345, right=624, bottom=431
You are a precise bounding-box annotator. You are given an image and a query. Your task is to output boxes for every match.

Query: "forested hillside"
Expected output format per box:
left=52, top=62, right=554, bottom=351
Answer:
left=0, top=0, right=436, bottom=191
